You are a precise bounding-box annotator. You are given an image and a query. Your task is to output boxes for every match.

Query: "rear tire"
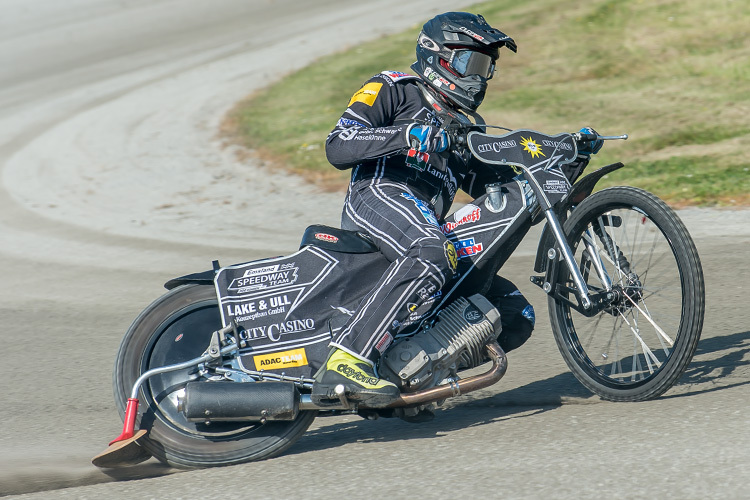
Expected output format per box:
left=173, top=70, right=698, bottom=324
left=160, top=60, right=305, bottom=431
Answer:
left=549, top=187, right=704, bottom=401
left=113, top=284, right=316, bottom=468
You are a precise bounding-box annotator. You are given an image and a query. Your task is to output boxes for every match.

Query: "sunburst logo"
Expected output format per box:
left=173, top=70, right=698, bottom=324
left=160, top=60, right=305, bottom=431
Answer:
left=520, top=137, right=546, bottom=159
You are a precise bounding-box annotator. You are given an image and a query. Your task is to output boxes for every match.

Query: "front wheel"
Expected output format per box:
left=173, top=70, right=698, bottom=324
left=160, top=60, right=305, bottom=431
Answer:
left=549, top=187, right=704, bottom=401
left=113, top=284, right=317, bottom=468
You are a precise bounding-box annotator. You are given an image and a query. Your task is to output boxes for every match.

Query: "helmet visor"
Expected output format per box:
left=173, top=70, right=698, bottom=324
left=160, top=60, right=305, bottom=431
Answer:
left=450, top=50, right=495, bottom=79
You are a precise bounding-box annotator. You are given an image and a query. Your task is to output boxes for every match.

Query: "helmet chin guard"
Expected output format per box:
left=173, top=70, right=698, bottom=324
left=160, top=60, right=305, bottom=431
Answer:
left=412, top=12, right=516, bottom=111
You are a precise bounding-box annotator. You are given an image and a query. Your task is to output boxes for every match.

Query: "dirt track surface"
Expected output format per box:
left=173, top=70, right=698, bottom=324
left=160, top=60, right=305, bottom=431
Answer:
left=1, top=1, right=748, bottom=498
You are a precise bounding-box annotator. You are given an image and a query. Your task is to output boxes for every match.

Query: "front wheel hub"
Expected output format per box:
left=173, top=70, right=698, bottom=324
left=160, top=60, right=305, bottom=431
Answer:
left=622, top=272, right=644, bottom=303
left=604, top=273, right=643, bottom=315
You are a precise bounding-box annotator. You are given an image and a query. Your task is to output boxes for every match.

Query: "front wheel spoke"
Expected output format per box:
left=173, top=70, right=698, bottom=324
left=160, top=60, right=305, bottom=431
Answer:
left=632, top=250, right=672, bottom=287
left=582, top=313, right=607, bottom=353
left=639, top=300, right=671, bottom=355
left=639, top=286, right=683, bottom=304
left=622, top=291, right=675, bottom=346
left=626, top=223, right=655, bottom=273
left=629, top=311, right=646, bottom=380
left=632, top=334, right=644, bottom=381
left=638, top=269, right=680, bottom=293
left=618, top=311, right=661, bottom=374
left=605, top=315, right=623, bottom=378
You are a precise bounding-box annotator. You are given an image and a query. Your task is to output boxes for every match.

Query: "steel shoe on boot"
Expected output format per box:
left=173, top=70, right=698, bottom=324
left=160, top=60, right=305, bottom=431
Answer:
left=312, top=349, right=400, bottom=408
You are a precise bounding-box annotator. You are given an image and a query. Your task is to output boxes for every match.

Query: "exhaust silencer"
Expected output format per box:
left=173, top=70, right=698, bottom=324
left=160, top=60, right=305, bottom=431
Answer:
left=180, top=381, right=300, bottom=422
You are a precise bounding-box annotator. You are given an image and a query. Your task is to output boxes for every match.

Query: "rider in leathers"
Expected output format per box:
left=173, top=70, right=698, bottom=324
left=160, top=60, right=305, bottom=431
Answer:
left=313, top=12, right=582, bottom=407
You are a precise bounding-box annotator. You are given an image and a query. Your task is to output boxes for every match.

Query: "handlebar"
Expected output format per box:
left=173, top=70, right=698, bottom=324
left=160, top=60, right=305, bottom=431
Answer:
left=573, top=132, right=629, bottom=141
left=434, top=121, right=628, bottom=158
left=446, top=127, right=627, bottom=152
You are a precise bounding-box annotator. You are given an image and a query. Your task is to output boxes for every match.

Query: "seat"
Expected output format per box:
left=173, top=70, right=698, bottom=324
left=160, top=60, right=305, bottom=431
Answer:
left=299, top=225, right=379, bottom=254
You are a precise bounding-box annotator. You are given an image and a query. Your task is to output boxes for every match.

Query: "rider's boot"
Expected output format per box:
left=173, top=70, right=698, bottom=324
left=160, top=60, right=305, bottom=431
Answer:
left=312, top=348, right=400, bottom=408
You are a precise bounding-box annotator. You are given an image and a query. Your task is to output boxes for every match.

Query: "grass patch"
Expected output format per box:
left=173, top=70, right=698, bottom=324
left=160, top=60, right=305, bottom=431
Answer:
left=227, top=0, right=750, bottom=206
left=598, top=155, right=750, bottom=206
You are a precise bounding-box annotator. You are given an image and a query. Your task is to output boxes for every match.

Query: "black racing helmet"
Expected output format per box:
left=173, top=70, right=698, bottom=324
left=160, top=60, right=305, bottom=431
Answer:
left=411, top=12, right=517, bottom=111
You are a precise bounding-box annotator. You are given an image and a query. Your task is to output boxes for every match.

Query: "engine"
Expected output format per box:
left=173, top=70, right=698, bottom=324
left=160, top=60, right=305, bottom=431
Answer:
left=379, top=294, right=501, bottom=392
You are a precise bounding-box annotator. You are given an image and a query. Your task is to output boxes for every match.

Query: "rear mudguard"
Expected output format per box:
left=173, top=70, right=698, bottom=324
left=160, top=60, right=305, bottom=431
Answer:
left=164, top=269, right=216, bottom=290
left=533, top=162, right=624, bottom=273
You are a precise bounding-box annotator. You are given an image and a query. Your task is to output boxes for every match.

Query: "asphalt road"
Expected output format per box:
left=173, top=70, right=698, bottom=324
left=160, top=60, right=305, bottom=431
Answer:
left=1, top=2, right=748, bottom=498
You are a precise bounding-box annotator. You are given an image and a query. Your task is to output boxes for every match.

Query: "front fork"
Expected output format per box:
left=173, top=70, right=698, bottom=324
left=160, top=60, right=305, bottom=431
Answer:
left=531, top=208, right=618, bottom=317
left=541, top=208, right=593, bottom=310
left=522, top=171, right=614, bottom=317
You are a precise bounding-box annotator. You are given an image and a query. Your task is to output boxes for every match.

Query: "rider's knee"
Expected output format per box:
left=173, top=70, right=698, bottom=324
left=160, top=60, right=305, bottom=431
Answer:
left=408, top=239, right=458, bottom=281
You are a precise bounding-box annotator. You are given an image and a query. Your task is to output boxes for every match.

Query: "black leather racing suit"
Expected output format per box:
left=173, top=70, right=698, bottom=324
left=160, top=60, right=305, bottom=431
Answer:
left=326, top=71, right=533, bottom=364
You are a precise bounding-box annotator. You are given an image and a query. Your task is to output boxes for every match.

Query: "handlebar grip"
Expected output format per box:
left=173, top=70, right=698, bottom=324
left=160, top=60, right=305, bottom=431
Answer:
left=578, top=132, right=599, bottom=142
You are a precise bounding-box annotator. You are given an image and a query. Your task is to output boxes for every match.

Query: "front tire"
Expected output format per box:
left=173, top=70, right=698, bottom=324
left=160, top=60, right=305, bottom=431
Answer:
left=113, top=284, right=317, bottom=468
left=549, top=187, right=704, bottom=401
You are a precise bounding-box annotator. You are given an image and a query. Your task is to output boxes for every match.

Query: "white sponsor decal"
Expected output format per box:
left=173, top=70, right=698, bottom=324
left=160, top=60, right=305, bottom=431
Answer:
left=416, top=282, right=438, bottom=300
left=544, top=179, right=568, bottom=194
left=477, top=140, right=517, bottom=153
left=241, top=318, right=316, bottom=343
left=441, top=204, right=481, bottom=234
left=225, top=294, right=293, bottom=321
left=339, top=128, right=359, bottom=141
left=541, top=139, right=573, bottom=151
left=354, top=134, right=387, bottom=142
left=229, top=263, right=298, bottom=292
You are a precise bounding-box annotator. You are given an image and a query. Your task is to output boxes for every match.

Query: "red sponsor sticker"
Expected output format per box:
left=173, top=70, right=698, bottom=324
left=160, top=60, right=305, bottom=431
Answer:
left=375, top=332, right=394, bottom=353
left=440, top=205, right=481, bottom=234
left=315, top=233, right=339, bottom=243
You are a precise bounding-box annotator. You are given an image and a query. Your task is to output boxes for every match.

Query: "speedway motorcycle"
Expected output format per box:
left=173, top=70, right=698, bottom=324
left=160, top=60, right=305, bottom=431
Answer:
left=93, top=117, right=705, bottom=469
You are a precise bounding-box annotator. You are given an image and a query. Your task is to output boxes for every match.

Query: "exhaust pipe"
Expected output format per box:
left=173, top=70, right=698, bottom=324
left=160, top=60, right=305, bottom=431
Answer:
left=382, top=341, right=507, bottom=409
left=180, top=381, right=300, bottom=422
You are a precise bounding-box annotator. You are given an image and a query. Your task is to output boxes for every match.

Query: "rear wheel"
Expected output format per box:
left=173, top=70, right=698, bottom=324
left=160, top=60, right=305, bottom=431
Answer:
left=113, top=284, right=316, bottom=468
left=549, top=187, right=704, bottom=401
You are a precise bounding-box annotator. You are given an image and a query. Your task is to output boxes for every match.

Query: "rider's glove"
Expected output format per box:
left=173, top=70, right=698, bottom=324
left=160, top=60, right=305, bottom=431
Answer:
left=577, top=126, right=604, bottom=157
left=407, top=124, right=449, bottom=153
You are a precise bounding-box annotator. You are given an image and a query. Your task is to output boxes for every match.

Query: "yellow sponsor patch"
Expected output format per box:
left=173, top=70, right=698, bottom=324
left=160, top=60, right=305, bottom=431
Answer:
left=444, top=240, right=458, bottom=274
left=520, top=136, right=546, bottom=159
left=253, top=348, right=308, bottom=371
left=348, top=82, right=383, bottom=107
